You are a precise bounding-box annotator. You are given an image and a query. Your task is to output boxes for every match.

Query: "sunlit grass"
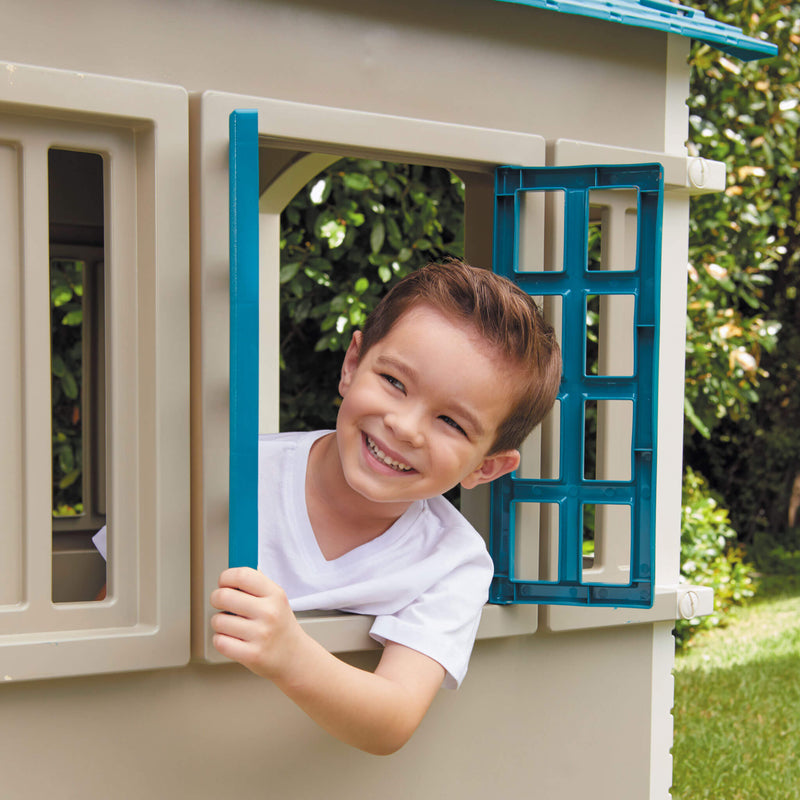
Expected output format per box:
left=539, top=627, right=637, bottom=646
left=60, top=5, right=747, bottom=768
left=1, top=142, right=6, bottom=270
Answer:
left=671, top=576, right=800, bottom=799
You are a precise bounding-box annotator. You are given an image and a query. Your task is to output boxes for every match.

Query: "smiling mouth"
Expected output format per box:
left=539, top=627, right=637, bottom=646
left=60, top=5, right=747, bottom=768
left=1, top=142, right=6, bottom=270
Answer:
left=365, top=435, right=414, bottom=473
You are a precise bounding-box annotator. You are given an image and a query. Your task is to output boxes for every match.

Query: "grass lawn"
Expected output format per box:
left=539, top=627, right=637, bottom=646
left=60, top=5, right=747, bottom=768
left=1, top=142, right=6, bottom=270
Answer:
left=671, top=575, right=800, bottom=799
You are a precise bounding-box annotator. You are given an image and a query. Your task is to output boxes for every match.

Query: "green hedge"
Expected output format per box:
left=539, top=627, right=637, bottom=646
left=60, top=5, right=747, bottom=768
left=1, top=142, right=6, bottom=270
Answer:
left=676, top=468, right=757, bottom=646
left=684, top=2, right=800, bottom=558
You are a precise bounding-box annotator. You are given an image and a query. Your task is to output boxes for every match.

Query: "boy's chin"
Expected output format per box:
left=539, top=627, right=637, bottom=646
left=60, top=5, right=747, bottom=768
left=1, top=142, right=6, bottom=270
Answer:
left=341, top=468, right=411, bottom=502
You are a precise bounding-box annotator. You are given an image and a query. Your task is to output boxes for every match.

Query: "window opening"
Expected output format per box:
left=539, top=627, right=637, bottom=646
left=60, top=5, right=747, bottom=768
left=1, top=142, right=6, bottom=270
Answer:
left=50, top=257, right=86, bottom=516
left=585, top=292, right=600, bottom=375
left=277, top=156, right=466, bottom=512
left=216, top=102, right=552, bottom=661
left=229, top=110, right=469, bottom=569
left=48, top=148, right=107, bottom=602
left=278, top=156, right=466, bottom=435
left=582, top=503, right=596, bottom=561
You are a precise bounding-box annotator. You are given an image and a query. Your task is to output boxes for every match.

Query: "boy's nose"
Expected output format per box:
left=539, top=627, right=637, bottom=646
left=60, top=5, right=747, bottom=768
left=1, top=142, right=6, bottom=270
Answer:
left=384, top=410, right=425, bottom=448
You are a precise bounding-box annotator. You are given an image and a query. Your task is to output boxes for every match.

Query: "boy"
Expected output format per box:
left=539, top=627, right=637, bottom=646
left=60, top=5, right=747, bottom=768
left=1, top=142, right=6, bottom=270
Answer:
left=210, top=259, right=561, bottom=754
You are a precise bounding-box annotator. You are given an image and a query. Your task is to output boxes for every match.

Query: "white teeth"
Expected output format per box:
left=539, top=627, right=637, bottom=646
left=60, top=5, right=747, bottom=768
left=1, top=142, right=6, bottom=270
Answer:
left=366, top=436, right=412, bottom=472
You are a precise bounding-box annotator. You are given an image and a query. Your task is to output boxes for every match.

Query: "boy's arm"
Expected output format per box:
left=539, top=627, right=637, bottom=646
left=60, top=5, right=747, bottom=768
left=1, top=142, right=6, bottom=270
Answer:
left=210, top=567, right=445, bottom=755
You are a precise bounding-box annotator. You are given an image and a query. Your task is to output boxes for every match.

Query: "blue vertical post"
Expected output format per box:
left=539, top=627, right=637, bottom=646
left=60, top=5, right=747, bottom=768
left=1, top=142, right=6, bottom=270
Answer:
left=228, top=110, right=259, bottom=569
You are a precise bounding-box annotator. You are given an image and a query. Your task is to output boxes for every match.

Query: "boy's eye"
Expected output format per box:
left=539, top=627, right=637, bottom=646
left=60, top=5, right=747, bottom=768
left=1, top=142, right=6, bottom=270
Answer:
left=440, top=416, right=467, bottom=437
left=381, top=374, right=405, bottom=392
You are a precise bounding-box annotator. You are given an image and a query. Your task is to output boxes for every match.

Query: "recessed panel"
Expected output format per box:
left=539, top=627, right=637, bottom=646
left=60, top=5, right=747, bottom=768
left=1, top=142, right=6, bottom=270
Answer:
left=514, top=189, right=565, bottom=274
left=518, top=399, right=561, bottom=481
left=587, top=188, right=639, bottom=272
left=585, top=293, right=635, bottom=377
left=514, top=501, right=559, bottom=582
left=582, top=503, right=632, bottom=586
left=584, top=399, right=633, bottom=482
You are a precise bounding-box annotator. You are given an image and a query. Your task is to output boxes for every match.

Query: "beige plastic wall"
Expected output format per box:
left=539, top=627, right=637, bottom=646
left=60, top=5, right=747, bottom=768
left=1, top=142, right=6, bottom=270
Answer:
left=0, top=1, right=690, bottom=798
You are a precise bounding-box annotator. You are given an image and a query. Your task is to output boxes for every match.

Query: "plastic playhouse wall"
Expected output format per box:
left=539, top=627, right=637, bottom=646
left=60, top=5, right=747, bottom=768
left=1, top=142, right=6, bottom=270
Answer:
left=0, top=1, right=704, bottom=797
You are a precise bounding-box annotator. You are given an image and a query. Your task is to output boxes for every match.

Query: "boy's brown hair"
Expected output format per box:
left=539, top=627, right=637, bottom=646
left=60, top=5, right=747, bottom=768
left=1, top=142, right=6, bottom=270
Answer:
left=359, top=259, right=562, bottom=454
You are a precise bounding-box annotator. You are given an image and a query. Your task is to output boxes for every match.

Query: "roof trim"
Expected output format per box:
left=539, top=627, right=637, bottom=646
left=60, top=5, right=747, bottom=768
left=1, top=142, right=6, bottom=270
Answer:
left=493, top=0, right=778, bottom=61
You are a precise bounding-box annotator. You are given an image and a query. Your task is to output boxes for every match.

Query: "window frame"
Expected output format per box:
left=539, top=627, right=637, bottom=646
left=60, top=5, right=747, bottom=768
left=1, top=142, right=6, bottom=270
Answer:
left=201, top=98, right=724, bottom=660
left=195, top=93, right=548, bottom=662
left=0, top=61, right=190, bottom=681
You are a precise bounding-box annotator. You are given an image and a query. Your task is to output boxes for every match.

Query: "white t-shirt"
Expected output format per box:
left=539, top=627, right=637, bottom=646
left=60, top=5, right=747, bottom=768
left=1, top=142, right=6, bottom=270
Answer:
left=258, top=430, right=494, bottom=689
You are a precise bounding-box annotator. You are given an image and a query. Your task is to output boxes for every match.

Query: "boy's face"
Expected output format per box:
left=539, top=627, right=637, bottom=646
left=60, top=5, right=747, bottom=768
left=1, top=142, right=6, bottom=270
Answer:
left=335, top=304, right=521, bottom=507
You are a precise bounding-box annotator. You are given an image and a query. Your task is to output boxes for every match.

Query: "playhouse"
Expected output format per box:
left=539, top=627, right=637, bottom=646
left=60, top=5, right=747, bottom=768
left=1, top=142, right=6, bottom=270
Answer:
left=0, top=1, right=775, bottom=798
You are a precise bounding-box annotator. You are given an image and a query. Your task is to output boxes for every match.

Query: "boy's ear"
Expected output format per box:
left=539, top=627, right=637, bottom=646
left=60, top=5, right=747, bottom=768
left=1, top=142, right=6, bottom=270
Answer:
left=460, top=449, right=520, bottom=490
left=339, top=330, right=363, bottom=396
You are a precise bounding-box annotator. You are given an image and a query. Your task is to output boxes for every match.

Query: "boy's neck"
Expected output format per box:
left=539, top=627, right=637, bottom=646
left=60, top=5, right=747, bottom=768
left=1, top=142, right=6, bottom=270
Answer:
left=305, top=432, right=414, bottom=561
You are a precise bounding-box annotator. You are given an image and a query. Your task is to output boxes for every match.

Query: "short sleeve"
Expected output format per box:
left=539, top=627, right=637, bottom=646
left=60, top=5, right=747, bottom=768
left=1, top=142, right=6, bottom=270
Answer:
left=368, top=522, right=492, bottom=689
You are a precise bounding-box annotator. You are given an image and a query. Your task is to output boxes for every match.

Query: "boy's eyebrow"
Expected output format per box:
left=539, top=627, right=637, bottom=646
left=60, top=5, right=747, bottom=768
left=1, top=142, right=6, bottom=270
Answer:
left=448, top=401, right=486, bottom=438
left=375, top=354, right=486, bottom=437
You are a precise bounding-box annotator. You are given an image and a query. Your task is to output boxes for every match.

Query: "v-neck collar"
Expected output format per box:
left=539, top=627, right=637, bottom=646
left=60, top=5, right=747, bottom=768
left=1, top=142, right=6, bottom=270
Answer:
left=289, top=430, right=424, bottom=572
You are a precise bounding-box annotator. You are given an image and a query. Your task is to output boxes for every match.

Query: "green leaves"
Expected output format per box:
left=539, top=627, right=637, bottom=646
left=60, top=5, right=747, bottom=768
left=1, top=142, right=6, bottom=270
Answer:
left=279, top=261, right=301, bottom=284
left=341, top=172, right=372, bottom=192
left=685, top=1, right=799, bottom=442
left=683, top=2, right=800, bottom=552
left=369, top=219, right=385, bottom=255
left=279, top=158, right=465, bottom=431
left=676, top=468, right=756, bottom=647
left=51, top=284, right=74, bottom=307
left=61, top=309, right=83, bottom=326
left=50, top=259, right=85, bottom=514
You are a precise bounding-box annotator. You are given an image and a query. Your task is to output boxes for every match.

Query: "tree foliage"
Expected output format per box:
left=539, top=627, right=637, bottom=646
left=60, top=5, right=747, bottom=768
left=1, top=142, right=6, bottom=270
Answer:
left=685, top=1, right=800, bottom=558
left=279, top=159, right=465, bottom=431
left=51, top=259, right=84, bottom=515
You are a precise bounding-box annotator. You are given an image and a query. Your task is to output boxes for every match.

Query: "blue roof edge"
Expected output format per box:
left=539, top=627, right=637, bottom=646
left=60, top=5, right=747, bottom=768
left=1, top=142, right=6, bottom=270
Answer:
left=494, top=0, right=778, bottom=61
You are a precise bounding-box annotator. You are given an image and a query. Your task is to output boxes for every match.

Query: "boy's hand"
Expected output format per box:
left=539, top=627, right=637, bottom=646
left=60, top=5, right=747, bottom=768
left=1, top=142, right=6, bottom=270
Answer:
left=210, top=567, right=303, bottom=680
left=210, top=567, right=445, bottom=754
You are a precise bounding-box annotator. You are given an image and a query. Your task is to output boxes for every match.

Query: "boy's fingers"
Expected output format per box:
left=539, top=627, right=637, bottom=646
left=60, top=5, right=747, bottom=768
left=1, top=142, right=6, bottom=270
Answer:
left=213, top=632, right=256, bottom=664
left=211, top=610, right=251, bottom=640
left=217, top=566, right=259, bottom=590
left=218, top=566, right=281, bottom=597
left=210, top=586, right=262, bottom=617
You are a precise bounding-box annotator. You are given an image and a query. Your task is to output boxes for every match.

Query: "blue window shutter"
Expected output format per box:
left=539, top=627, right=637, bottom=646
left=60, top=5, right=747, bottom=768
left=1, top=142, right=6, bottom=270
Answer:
left=228, top=109, right=260, bottom=569
left=490, top=164, right=662, bottom=608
